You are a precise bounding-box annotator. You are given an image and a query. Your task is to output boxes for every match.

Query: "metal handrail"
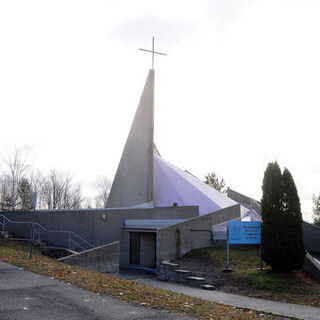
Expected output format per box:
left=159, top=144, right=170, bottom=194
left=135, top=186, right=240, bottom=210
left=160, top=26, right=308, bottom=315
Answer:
left=0, top=214, right=94, bottom=251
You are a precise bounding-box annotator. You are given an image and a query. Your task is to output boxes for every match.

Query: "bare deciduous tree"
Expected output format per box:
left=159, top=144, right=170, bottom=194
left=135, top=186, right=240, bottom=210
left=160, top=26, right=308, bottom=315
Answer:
left=0, top=147, right=32, bottom=210
left=82, top=197, right=93, bottom=209
left=94, top=176, right=111, bottom=208
left=0, top=147, right=106, bottom=211
left=39, top=169, right=83, bottom=210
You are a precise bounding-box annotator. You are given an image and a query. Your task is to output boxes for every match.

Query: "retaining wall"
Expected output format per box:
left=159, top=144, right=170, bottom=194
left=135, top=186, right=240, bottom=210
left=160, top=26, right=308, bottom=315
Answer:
left=227, top=189, right=261, bottom=214
left=59, top=241, right=120, bottom=274
left=303, top=252, right=320, bottom=281
left=157, top=204, right=241, bottom=265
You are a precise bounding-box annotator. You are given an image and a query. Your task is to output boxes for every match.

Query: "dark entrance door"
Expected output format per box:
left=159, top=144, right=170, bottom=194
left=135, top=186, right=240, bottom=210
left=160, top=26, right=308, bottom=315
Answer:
left=140, top=232, right=156, bottom=268
left=130, top=232, right=140, bottom=265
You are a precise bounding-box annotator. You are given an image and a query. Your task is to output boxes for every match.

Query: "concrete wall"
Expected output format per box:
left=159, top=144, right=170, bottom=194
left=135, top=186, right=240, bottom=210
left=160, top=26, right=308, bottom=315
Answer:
left=157, top=204, right=241, bottom=266
left=107, top=70, right=154, bottom=208
left=227, top=189, right=261, bottom=214
left=303, top=252, right=320, bottom=281
left=2, top=206, right=198, bottom=267
left=59, top=241, right=120, bottom=274
left=303, top=221, right=320, bottom=254
left=227, top=189, right=252, bottom=206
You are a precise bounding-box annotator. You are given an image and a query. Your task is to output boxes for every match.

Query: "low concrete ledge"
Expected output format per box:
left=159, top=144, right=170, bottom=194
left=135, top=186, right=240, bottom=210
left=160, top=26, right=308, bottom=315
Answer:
left=59, top=241, right=120, bottom=275
left=303, top=251, right=320, bottom=281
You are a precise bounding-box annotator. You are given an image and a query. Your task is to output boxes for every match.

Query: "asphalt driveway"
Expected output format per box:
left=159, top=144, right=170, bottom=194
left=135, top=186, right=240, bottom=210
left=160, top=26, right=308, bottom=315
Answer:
left=0, top=261, right=192, bottom=320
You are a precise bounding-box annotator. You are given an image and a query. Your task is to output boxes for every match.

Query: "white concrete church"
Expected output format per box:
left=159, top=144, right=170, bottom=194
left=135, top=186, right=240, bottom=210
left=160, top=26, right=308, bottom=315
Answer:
left=3, top=44, right=320, bottom=278
left=3, top=45, right=319, bottom=276
left=106, top=67, right=261, bottom=242
left=3, top=64, right=266, bottom=273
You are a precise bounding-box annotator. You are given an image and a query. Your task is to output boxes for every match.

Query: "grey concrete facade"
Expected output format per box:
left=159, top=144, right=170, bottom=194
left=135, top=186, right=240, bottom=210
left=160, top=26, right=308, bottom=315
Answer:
left=157, top=205, right=241, bottom=264
left=227, top=189, right=252, bottom=206
left=2, top=206, right=198, bottom=268
left=227, top=188, right=261, bottom=214
left=302, top=221, right=320, bottom=254
left=303, top=252, right=320, bottom=281
left=107, top=70, right=155, bottom=208
left=4, top=206, right=319, bottom=275
left=59, top=241, right=120, bottom=274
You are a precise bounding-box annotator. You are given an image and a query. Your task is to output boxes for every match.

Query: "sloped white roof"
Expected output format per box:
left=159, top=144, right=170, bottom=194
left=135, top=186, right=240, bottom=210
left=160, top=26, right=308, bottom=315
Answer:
left=153, top=154, right=237, bottom=215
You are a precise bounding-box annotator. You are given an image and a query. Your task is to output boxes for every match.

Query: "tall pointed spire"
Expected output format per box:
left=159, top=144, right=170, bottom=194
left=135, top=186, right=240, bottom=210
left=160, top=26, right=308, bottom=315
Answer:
left=107, top=70, right=155, bottom=208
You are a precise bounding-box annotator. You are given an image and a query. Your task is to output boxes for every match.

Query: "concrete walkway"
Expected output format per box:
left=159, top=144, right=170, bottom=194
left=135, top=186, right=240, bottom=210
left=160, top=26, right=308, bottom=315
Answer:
left=128, top=274, right=320, bottom=320
left=0, top=262, right=192, bottom=320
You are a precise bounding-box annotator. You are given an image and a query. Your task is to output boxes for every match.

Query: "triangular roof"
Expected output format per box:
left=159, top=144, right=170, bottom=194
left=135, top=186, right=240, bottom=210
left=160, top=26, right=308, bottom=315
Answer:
left=153, top=154, right=237, bottom=215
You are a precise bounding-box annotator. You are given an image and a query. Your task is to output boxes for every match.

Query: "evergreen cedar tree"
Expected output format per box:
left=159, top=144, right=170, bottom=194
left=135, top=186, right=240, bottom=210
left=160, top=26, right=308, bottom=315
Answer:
left=261, top=162, right=305, bottom=272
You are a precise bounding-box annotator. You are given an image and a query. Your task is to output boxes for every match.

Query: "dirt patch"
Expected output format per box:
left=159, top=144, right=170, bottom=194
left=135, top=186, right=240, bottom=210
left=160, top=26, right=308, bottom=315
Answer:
left=41, top=248, right=73, bottom=259
left=174, top=247, right=320, bottom=307
left=174, top=250, right=244, bottom=293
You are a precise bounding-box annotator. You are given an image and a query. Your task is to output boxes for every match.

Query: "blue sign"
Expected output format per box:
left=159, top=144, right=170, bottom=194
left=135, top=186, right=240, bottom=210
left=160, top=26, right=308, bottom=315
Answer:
left=228, top=221, right=261, bottom=245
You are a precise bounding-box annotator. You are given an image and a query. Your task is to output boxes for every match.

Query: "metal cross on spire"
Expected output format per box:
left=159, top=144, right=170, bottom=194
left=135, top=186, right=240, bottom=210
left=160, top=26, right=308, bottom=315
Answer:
left=139, top=36, right=167, bottom=70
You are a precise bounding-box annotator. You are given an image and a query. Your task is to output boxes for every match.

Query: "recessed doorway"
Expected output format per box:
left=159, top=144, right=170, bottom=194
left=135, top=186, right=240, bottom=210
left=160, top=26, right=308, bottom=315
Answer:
left=129, top=232, right=156, bottom=268
left=130, top=232, right=140, bottom=265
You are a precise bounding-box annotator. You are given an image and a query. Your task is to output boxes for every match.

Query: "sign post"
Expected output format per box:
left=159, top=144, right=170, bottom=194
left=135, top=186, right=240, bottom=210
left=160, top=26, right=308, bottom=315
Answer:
left=260, top=231, right=264, bottom=271
left=224, top=224, right=233, bottom=272
left=29, top=192, right=38, bottom=260
left=224, top=221, right=263, bottom=272
left=226, top=225, right=230, bottom=271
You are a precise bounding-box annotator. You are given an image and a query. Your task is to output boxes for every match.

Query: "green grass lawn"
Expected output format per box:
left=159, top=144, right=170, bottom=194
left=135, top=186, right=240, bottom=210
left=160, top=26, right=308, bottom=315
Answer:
left=0, top=239, right=275, bottom=320
left=183, top=247, right=320, bottom=307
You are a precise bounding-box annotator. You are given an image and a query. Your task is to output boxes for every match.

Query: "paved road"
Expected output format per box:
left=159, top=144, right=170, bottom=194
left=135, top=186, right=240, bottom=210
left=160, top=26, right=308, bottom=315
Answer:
left=121, top=270, right=320, bottom=320
left=0, top=262, right=192, bottom=320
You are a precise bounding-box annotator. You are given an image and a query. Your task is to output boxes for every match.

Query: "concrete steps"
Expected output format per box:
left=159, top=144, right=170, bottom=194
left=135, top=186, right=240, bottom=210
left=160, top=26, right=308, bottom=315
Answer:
left=158, top=260, right=215, bottom=290
left=186, top=276, right=206, bottom=287
left=201, top=284, right=216, bottom=290
left=175, top=269, right=192, bottom=276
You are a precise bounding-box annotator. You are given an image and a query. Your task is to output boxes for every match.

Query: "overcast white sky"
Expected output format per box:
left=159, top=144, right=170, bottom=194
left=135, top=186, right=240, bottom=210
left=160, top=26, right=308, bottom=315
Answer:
left=0, top=0, right=319, bottom=221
